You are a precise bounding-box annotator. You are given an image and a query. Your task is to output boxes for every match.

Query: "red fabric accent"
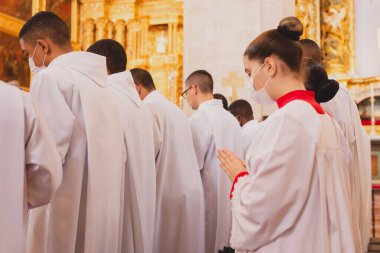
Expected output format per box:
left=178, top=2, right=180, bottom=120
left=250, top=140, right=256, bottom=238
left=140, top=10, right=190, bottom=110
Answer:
left=372, top=184, right=380, bottom=190
left=277, top=90, right=325, bottom=115
left=361, top=120, right=380, bottom=125
left=230, top=171, right=249, bottom=199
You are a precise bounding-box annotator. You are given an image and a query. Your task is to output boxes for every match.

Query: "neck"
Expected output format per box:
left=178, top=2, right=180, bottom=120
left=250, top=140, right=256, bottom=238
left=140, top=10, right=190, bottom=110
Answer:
left=271, top=75, right=305, bottom=100
left=197, top=93, right=214, bottom=106
left=46, top=45, right=73, bottom=66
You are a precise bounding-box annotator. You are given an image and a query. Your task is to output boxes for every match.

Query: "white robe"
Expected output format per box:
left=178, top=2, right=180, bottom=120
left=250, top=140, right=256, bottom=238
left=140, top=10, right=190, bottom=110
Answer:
left=143, top=90, right=205, bottom=253
left=242, top=119, right=261, bottom=157
left=233, top=97, right=355, bottom=253
left=107, top=70, right=157, bottom=253
left=322, top=86, right=372, bottom=252
left=189, top=99, right=243, bottom=253
left=0, top=82, right=62, bottom=253
left=27, top=52, right=126, bottom=253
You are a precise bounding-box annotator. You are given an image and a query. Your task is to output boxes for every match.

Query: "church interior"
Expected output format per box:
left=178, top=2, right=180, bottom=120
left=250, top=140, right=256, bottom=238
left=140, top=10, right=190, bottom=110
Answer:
left=1, top=0, right=380, bottom=252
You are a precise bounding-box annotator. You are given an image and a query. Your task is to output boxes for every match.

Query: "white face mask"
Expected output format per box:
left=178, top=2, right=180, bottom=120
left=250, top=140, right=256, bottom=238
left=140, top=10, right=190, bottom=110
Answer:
left=29, top=44, right=47, bottom=74
left=246, top=64, right=275, bottom=105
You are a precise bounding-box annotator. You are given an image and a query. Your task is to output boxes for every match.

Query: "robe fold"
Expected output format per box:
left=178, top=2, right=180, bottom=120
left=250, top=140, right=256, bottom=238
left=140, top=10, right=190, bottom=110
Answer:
left=190, top=99, right=243, bottom=253
left=0, top=82, right=62, bottom=253
left=27, top=52, right=126, bottom=253
left=143, top=90, right=205, bottom=253
left=107, top=70, right=157, bottom=253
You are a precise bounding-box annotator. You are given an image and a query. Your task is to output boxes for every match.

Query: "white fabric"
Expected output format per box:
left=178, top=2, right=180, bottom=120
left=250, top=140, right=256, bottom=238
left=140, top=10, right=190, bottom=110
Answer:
left=0, top=82, right=62, bottom=253
left=189, top=99, right=243, bottom=253
left=232, top=100, right=355, bottom=253
left=27, top=52, right=126, bottom=253
left=107, top=70, right=157, bottom=253
left=143, top=90, right=205, bottom=253
left=241, top=119, right=261, bottom=157
left=322, top=86, right=372, bottom=252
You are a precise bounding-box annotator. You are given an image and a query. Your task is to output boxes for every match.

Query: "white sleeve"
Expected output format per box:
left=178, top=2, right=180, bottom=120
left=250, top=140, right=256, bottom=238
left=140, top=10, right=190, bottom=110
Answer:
left=23, top=94, right=63, bottom=208
left=189, top=114, right=212, bottom=171
left=30, top=71, right=75, bottom=163
left=231, top=112, right=317, bottom=250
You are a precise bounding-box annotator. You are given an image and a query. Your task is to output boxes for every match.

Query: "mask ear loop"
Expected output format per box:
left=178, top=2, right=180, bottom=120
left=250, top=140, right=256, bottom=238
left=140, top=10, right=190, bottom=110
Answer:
left=42, top=52, right=47, bottom=66
left=31, top=44, right=39, bottom=58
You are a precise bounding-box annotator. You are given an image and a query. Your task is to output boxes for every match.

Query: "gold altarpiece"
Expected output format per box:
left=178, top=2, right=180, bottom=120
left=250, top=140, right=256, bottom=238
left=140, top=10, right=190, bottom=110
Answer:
left=296, top=0, right=380, bottom=135
left=0, top=0, right=183, bottom=103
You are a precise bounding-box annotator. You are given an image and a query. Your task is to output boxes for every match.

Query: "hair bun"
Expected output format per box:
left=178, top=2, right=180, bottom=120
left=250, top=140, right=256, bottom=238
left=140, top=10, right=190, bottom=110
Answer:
left=277, top=16, right=303, bottom=41
left=315, top=79, right=339, bottom=103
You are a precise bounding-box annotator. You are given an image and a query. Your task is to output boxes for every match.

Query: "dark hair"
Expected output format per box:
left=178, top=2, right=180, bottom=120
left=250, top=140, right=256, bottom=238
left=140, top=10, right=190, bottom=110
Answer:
left=213, top=93, right=228, bottom=110
left=302, top=58, right=339, bottom=103
left=185, top=70, right=213, bottom=93
left=87, top=39, right=127, bottom=75
left=19, top=11, right=70, bottom=46
left=299, top=39, right=322, bottom=63
left=244, top=17, right=303, bottom=72
left=130, top=68, right=156, bottom=91
left=228, top=99, right=254, bottom=120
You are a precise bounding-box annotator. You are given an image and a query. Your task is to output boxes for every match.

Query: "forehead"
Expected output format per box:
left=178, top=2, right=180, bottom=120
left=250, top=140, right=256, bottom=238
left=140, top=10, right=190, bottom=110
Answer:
left=19, top=38, right=33, bottom=51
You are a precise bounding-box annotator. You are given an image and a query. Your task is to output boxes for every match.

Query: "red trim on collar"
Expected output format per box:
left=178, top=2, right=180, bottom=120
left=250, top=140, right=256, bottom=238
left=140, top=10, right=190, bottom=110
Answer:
left=276, top=90, right=325, bottom=115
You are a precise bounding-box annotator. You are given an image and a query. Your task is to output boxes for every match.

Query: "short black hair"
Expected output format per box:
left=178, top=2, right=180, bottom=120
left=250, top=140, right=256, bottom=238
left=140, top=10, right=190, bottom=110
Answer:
left=228, top=99, right=253, bottom=120
left=185, top=70, right=213, bottom=94
left=213, top=93, right=228, bottom=110
left=299, top=39, right=322, bottom=63
left=87, top=39, right=127, bottom=75
left=130, top=68, right=156, bottom=91
left=19, top=11, right=70, bottom=46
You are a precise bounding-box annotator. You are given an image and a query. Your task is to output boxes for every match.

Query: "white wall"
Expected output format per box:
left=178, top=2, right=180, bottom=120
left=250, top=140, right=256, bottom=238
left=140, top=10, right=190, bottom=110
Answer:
left=183, top=0, right=295, bottom=118
left=354, top=0, right=380, bottom=77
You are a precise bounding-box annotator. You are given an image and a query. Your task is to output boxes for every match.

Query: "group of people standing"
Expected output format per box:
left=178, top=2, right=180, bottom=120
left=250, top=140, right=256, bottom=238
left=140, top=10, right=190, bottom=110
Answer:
left=0, top=11, right=371, bottom=253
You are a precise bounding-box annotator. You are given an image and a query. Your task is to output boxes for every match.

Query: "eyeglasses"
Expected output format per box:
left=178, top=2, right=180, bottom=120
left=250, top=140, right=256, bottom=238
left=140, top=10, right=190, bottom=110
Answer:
left=182, top=85, right=194, bottom=99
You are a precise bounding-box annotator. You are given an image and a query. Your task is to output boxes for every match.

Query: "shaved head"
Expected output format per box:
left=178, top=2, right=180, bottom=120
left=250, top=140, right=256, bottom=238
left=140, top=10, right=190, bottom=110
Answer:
left=19, top=11, right=70, bottom=47
left=228, top=99, right=254, bottom=126
left=300, top=39, right=322, bottom=63
left=87, top=39, right=127, bottom=75
left=185, top=70, right=213, bottom=94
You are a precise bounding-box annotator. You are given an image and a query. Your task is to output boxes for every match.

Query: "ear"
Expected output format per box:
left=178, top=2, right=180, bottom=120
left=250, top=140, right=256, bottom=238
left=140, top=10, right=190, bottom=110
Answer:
left=235, top=114, right=242, bottom=125
left=36, top=39, right=50, bottom=54
left=264, top=57, right=277, bottom=77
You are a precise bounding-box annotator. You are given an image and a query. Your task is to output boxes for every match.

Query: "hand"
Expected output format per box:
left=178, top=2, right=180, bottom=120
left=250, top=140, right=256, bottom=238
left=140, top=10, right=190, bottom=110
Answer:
left=217, top=149, right=247, bottom=181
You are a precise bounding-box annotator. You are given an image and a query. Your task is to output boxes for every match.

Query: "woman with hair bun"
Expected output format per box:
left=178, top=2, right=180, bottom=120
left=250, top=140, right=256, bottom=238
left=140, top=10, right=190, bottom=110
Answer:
left=217, top=17, right=355, bottom=253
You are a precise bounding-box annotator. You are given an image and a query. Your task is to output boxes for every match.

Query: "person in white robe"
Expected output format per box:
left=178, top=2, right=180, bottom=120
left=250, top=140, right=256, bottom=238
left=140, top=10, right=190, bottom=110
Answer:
left=228, top=99, right=261, bottom=157
left=132, top=67, right=205, bottom=253
left=19, top=12, right=126, bottom=253
left=0, top=81, right=62, bottom=253
left=184, top=70, right=243, bottom=253
left=87, top=39, right=158, bottom=253
left=301, top=38, right=372, bottom=252
left=217, top=17, right=356, bottom=253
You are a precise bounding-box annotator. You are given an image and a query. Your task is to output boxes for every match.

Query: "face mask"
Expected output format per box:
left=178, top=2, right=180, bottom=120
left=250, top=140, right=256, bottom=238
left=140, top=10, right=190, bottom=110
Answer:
left=29, top=44, right=47, bottom=74
left=246, top=64, right=275, bottom=105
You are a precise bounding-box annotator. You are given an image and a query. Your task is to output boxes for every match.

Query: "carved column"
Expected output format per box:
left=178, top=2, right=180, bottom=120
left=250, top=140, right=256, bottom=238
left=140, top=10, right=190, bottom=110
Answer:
left=95, top=17, right=108, bottom=41
left=295, top=0, right=320, bottom=44
left=106, top=21, right=114, bottom=39
left=82, top=18, right=95, bottom=50
left=115, top=19, right=126, bottom=48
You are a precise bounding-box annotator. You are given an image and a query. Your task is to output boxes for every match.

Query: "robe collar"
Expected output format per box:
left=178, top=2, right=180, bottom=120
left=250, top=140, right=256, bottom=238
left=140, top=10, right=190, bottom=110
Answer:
left=277, top=90, right=325, bottom=115
left=49, top=51, right=107, bottom=88
left=144, top=90, right=162, bottom=103
left=107, top=71, right=142, bottom=107
left=242, top=119, right=259, bottom=131
left=198, top=99, right=223, bottom=111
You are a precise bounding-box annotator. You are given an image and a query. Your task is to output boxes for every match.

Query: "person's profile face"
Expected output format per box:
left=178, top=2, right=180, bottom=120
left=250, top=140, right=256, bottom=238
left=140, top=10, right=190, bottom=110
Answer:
left=20, top=38, right=47, bottom=67
left=184, top=83, right=198, bottom=110
left=243, top=56, right=268, bottom=91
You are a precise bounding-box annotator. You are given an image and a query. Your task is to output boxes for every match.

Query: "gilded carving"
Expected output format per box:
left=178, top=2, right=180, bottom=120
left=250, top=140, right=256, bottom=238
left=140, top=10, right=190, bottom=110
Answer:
left=82, top=18, right=95, bottom=50
left=114, top=19, right=126, bottom=48
left=95, top=17, right=108, bottom=41
left=321, top=0, right=354, bottom=75
left=295, top=0, right=320, bottom=44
